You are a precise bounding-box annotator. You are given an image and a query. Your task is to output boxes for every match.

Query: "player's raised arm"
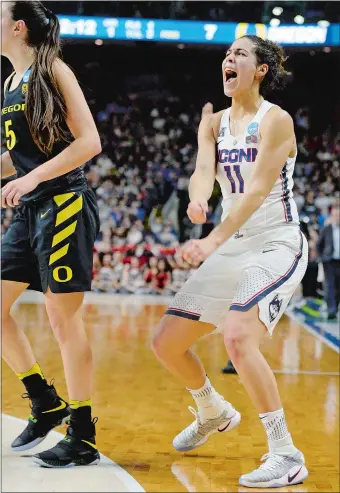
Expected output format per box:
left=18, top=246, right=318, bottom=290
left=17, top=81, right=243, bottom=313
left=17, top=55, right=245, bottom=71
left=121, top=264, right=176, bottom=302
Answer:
left=209, top=107, right=294, bottom=246
left=187, top=109, right=217, bottom=224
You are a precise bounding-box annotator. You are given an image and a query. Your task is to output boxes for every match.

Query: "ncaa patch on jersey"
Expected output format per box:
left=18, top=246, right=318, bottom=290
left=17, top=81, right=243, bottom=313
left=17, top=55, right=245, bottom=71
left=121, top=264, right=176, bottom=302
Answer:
left=247, top=122, right=259, bottom=135
left=22, top=83, right=28, bottom=94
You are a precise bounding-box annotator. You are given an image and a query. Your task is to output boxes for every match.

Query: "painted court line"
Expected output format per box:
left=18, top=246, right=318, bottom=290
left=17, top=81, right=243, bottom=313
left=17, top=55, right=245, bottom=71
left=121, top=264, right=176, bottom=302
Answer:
left=272, top=369, right=340, bottom=376
left=286, top=306, right=340, bottom=354
left=2, top=414, right=145, bottom=493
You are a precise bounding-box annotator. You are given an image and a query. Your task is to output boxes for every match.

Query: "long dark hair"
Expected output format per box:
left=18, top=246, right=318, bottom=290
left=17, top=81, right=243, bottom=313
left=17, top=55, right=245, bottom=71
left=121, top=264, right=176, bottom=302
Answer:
left=242, top=35, right=291, bottom=96
left=11, top=1, right=70, bottom=153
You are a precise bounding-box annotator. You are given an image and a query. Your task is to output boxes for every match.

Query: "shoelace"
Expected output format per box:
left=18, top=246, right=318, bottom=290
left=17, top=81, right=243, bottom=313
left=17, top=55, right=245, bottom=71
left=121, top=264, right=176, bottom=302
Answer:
left=186, top=395, right=230, bottom=431
left=259, top=453, right=285, bottom=471
left=188, top=406, right=202, bottom=427
left=22, top=379, right=57, bottom=413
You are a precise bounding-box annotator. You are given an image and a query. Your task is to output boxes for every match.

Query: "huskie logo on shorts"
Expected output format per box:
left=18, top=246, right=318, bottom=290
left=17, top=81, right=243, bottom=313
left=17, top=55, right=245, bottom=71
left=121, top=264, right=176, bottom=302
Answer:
left=269, top=294, right=283, bottom=322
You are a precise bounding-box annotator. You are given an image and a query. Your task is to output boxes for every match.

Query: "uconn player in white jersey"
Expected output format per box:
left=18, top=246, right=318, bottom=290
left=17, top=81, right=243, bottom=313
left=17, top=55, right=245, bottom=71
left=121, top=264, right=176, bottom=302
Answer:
left=152, top=35, right=308, bottom=488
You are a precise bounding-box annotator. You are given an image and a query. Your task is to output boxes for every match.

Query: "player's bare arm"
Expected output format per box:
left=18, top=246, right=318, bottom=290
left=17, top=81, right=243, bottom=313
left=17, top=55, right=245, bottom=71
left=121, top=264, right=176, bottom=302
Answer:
left=187, top=108, right=222, bottom=224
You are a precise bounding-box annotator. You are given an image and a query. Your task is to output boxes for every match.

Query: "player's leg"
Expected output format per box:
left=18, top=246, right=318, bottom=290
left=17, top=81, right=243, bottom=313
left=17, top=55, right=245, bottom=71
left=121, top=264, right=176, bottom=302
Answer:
left=2, top=280, right=34, bottom=372
left=31, top=190, right=100, bottom=467
left=32, top=289, right=99, bottom=468
left=152, top=314, right=215, bottom=389
left=225, top=230, right=309, bottom=488
left=152, top=253, right=241, bottom=452
left=1, top=212, right=69, bottom=452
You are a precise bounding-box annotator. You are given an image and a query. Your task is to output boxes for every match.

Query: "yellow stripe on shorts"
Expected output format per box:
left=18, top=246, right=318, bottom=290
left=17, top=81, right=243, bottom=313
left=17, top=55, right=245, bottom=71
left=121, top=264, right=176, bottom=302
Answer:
left=52, top=220, right=78, bottom=248
left=56, top=196, right=83, bottom=227
left=54, top=192, right=75, bottom=207
left=49, top=244, right=69, bottom=266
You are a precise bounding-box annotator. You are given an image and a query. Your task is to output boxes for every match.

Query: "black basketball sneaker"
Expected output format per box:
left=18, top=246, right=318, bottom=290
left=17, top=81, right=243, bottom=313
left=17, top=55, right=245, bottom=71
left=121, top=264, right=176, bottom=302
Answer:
left=33, top=417, right=100, bottom=468
left=12, top=380, right=69, bottom=452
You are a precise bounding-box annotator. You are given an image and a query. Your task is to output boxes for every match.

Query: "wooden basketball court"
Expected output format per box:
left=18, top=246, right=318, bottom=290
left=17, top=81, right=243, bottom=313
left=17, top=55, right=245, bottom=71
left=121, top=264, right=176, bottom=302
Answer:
left=2, top=293, right=339, bottom=492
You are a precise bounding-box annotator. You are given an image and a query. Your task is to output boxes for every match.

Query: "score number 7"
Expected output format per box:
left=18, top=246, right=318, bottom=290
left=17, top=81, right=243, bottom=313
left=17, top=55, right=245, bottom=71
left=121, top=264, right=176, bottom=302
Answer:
left=204, top=24, right=218, bottom=40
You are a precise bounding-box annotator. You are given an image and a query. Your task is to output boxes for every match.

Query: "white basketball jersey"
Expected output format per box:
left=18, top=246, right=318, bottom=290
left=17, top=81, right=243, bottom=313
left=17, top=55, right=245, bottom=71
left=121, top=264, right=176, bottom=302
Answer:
left=216, top=100, right=299, bottom=230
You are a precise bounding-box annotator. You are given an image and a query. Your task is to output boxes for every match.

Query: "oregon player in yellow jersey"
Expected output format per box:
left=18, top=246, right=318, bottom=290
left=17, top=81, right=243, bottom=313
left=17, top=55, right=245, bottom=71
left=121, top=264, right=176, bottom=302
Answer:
left=1, top=1, right=101, bottom=468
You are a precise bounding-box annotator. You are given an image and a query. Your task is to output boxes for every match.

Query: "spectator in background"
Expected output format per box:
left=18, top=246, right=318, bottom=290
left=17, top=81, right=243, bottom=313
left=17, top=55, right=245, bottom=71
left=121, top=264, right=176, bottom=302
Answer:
left=168, top=257, right=188, bottom=293
left=317, top=205, right=340, bottom=319
left=158, top=224, right=178, bottom=246
left=154, top=258, right=171, bottom=295
left=144, top=257, right=159, bottom=293
left=98, top=254, right=115, bottom=292
left=121, top=257, right=146, bottom=294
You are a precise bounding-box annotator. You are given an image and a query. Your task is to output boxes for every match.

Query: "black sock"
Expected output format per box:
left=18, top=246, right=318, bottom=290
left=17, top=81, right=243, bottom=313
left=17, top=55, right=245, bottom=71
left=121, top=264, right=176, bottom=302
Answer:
left=21, top=374, right=50, bottom=398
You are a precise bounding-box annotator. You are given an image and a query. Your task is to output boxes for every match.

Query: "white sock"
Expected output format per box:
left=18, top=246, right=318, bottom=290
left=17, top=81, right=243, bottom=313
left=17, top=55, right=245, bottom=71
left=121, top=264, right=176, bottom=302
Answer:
left=187, top=376, right=228, bottom=421
left=259, top=408, right=298, bottom=456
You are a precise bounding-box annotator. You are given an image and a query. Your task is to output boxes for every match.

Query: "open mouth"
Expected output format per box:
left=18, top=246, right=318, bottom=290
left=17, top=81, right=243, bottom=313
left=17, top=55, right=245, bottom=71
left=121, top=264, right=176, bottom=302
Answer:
left=224, top=69, right=238, bottom=84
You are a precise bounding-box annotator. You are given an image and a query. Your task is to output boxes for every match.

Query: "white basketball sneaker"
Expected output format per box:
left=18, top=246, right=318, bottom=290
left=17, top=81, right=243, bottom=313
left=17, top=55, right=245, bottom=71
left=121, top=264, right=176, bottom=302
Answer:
left=173, top=402, right=241, bottom=452
left=239, top=450, right=308, bottom=488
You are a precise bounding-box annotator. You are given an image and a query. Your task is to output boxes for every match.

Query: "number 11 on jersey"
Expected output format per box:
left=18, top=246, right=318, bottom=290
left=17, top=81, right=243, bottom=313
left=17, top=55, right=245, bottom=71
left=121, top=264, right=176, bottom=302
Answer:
left=224, top=165, right=245, bottom=193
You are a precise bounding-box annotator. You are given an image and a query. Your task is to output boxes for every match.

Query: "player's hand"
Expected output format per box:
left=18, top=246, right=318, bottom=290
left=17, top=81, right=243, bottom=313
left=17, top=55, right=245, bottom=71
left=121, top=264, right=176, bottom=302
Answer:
left=1, top=173, right=40, bottom=208
left=178, top=236, right=219, bottom=266
left=201, top=102, right=213, bottom=117
left=187, top=200, right=209, bottom=224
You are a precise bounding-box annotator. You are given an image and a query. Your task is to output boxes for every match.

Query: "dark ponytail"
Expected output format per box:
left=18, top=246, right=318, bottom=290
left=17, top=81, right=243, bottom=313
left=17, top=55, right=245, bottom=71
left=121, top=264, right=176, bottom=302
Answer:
left=242, top=35, right=291, bottom=96
left=11, top=1, right=71, bottom=153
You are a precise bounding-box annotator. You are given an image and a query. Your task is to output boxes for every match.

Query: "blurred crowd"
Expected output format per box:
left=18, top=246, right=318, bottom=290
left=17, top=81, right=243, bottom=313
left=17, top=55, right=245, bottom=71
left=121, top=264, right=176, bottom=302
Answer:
left=80, top=96, right=339, bottom=296
left=1, top=94, right=339, bottom=301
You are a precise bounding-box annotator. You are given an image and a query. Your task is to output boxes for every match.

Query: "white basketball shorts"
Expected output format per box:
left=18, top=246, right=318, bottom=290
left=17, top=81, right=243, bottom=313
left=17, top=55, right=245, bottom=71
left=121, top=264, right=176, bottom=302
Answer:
left=166, top=226, right=308, bottom=334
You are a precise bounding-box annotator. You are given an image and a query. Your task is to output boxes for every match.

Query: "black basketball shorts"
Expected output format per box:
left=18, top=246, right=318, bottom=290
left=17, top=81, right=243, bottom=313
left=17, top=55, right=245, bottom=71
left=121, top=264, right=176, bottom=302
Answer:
left=1, top=188, right=100, bottom=293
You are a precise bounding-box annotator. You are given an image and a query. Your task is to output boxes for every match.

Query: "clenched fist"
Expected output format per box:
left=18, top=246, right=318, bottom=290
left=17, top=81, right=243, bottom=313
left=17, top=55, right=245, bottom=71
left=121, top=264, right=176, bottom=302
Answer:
left=187, top=200, right=208, bottom=224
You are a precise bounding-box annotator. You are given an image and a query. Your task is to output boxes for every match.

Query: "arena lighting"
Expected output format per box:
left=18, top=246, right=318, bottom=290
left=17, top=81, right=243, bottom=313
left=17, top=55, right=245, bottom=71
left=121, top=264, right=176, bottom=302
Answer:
left=270, top=18, right=280, bottom=27
left=294, top=15, right=305, bottom=25
left=318, top=20, right=330, bottom=28
left=95, top=38, right=103, bottom=45
left=323, top=46, right=331, bottom=52
left=272, top=7, right=283, bottom=16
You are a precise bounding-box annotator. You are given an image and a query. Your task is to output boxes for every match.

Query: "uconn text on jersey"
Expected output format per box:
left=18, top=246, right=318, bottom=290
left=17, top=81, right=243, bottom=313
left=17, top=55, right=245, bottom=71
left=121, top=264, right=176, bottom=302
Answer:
left=218, top=147, right=258, bottom=164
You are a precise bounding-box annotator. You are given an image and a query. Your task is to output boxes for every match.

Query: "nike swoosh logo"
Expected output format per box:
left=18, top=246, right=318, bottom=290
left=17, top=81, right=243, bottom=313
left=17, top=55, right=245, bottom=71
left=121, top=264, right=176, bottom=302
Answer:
left=42, top=401, right=67, bottom=414
left=218, top=419, right=231, bottom=432
left=82, top=439, right=98, bottom=450
left=288, top=466, right=302, bottom=483
left=262, top=249, right=276, bottom=253
left=40, top=208, right=51, bottom=218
